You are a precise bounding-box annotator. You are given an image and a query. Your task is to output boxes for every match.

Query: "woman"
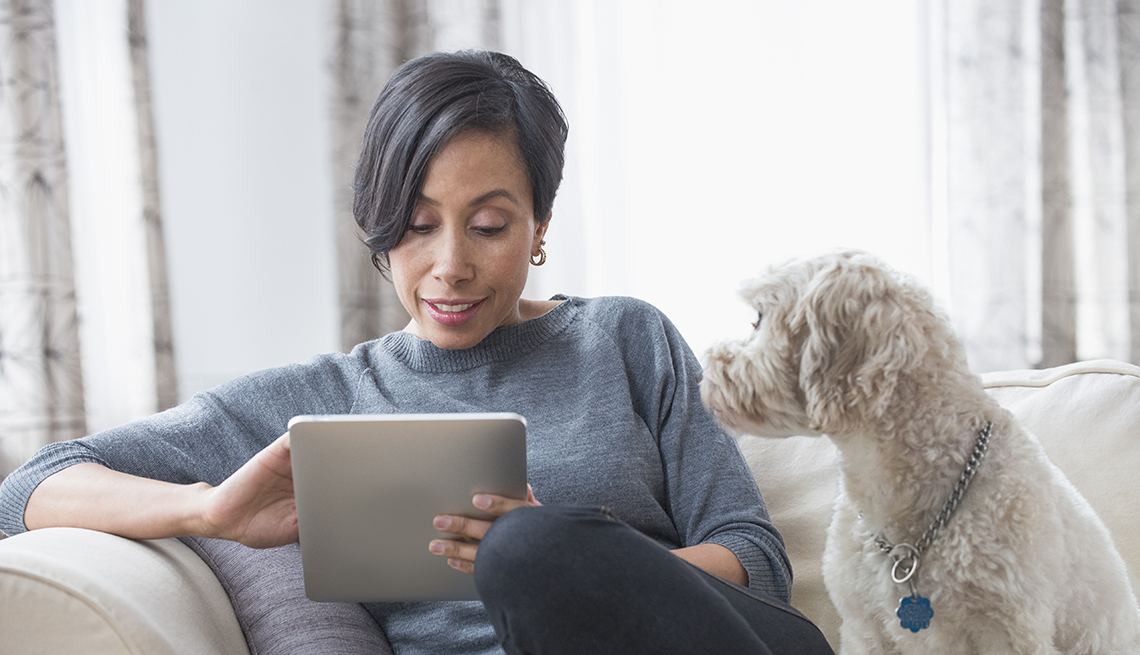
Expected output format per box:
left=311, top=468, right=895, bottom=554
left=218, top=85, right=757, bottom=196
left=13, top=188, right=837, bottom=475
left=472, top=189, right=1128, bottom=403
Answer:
left=0, top=51, right=831, bottom=654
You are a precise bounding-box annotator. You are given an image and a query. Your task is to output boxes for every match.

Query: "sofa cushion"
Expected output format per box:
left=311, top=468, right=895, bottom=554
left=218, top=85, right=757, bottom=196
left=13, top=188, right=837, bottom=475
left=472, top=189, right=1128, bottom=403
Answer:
left=738, top=432, right=839, bottom=646
left=180, top=537, right=394, bottom=655
left=741, top=358, right=1140, bottom=650
left=981, top=358, right=1140, bottom=591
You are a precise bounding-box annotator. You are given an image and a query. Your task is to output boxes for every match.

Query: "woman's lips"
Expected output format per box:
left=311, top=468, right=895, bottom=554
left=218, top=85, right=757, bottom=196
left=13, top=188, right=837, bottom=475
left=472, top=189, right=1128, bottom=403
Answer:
left=423, top=299, right=483, bottom=326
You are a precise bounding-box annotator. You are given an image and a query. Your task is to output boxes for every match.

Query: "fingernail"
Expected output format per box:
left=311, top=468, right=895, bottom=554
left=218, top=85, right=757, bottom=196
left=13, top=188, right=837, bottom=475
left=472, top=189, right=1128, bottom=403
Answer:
left=473, top=495, right=492, bottom=509
left=429, top=541, right=445, bottom=554
left=433, top=516, right=451, bottom=530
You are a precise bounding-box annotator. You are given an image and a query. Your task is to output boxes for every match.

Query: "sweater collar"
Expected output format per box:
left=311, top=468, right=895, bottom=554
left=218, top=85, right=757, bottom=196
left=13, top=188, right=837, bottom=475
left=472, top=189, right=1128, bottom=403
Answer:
left=377, top=295, right=576, bottom=372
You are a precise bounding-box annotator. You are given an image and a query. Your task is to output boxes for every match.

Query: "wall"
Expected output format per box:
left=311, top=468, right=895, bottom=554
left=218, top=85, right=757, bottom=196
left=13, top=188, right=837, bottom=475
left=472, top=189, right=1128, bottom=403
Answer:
left=146, top=0, right=339, bottom=400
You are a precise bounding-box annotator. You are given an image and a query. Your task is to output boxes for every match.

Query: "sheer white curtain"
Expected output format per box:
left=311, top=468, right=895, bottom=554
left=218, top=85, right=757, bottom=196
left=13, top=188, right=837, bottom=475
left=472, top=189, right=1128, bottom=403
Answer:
left=509, top=0, right=1140, bottom=371
left=503, top=1, right=932, bottom=358
left=937, top=0, right=1140, bottom=371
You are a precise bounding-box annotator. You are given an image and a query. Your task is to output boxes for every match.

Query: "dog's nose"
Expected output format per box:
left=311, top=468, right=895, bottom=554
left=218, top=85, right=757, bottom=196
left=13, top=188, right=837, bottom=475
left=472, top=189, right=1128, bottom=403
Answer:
left=696, top=371, right=703, bottom=383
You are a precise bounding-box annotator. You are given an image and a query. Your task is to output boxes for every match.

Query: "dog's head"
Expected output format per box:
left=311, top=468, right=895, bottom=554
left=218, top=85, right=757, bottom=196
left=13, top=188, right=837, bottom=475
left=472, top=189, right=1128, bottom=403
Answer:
left=701, top=250, right=965, bottom=437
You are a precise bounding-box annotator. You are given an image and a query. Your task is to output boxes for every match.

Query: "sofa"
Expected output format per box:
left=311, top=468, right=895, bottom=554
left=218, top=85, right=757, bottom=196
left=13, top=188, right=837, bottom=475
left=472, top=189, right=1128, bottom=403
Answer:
left=1, top=359, right=1137, bottom=653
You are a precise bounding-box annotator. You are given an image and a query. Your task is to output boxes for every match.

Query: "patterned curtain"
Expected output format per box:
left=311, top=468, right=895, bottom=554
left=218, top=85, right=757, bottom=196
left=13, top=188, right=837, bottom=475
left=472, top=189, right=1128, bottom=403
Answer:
left=0, top=0, right=85, bottom=477
left=940, top=0, right=1140, bottom=371
left=330, top=0, right=501, bottom=350
left=0, top=0, right=175, bottom=480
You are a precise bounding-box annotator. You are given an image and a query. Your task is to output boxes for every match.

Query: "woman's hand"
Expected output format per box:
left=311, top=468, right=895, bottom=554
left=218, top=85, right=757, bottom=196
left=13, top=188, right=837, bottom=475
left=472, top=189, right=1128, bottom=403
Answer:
left=199, top=432, right=298, bottom=548
left=429, top=484, right=540, bottom=574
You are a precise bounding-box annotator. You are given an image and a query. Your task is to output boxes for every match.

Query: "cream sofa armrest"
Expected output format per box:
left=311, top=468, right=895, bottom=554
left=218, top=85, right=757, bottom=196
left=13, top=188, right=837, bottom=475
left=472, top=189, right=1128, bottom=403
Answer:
left=0, top=527, right=249, bottom=655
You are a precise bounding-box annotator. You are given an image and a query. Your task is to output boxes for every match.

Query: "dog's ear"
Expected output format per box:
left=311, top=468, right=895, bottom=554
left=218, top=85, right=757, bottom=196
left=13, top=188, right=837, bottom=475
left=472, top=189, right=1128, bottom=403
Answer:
left=792, top=257, right=931, bottom=434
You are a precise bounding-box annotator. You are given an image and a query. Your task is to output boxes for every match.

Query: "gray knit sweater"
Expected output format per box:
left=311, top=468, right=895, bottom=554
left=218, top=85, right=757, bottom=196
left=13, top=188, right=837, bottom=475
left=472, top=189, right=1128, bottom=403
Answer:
left=0, top=295, right=789, bottom=654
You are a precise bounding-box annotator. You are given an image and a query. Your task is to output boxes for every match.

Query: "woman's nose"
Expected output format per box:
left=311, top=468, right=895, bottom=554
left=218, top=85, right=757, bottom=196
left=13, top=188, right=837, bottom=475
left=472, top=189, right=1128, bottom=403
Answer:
left=432, top=230, right=474, bottom=284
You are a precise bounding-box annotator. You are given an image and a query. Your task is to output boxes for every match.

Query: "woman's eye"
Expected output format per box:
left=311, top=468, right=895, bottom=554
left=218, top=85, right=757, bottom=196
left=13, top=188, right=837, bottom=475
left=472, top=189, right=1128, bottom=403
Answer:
left=407, top=224, right=434, bottom=235
left=751, top=311, right=763, bottom=330
left=473, top=225, right=506, bottom=236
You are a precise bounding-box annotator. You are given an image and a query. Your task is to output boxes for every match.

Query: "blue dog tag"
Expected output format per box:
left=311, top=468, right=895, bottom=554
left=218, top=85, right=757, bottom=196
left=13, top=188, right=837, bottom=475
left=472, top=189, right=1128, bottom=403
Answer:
left=897, top=595, right=933, bottom=632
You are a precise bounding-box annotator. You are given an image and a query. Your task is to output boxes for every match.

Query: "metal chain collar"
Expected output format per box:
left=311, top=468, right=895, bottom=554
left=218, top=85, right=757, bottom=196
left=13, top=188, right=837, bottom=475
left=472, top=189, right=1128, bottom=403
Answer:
left=873, top=421, right=993, bottom=583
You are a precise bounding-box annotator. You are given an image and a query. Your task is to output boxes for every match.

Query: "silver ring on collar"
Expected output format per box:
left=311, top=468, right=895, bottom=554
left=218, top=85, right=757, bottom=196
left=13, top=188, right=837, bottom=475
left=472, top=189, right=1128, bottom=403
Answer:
left=890, top=543, right=920, bottom=584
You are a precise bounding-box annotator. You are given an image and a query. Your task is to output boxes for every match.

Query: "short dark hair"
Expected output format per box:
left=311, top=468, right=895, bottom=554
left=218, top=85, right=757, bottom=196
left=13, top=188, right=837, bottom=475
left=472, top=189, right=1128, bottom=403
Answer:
left=353, top=50, right=569, bottom=275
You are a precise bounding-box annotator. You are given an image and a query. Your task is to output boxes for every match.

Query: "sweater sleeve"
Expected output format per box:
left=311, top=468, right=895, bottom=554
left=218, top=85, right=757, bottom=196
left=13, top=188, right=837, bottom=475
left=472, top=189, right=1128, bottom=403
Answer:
left=0, top=350, right=366, bottom=537
left=617, top=299, right=793, bottom=600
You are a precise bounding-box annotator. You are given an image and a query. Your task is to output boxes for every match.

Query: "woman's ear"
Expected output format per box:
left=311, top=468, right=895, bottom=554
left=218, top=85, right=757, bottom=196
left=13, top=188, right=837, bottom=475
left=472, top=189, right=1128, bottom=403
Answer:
left=532, top=215, right=551, bottom=257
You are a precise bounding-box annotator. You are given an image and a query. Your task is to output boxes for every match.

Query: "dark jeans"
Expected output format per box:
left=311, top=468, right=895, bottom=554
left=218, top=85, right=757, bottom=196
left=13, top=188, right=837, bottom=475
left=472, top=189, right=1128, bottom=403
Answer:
left=474, top=505, right=834, bottom=655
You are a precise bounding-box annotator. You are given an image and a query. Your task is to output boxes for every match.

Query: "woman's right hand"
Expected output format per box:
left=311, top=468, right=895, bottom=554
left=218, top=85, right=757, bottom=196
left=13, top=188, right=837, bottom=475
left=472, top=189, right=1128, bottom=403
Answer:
left=200, top=432, right=298, bottom=548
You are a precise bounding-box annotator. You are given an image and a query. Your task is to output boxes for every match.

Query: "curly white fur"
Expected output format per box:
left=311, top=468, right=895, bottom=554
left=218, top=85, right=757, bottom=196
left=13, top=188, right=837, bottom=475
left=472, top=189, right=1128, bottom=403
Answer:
left=700, top=250, right=1140, bottom=655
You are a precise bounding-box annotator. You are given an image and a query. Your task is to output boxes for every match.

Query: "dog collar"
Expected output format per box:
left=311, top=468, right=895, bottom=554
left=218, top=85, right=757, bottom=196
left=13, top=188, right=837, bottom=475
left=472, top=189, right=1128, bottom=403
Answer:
left=869, top=421, right=993, bottom=632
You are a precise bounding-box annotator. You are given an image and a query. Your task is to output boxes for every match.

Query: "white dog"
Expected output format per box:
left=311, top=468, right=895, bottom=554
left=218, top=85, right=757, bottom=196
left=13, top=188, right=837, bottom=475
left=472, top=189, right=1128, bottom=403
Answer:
left=700, top=250, right=1140, bottom=654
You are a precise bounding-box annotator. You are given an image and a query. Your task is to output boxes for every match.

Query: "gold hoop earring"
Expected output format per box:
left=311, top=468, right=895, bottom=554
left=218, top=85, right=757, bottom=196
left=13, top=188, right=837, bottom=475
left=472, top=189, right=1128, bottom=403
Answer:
left=531, top=246, right=547, bottom=267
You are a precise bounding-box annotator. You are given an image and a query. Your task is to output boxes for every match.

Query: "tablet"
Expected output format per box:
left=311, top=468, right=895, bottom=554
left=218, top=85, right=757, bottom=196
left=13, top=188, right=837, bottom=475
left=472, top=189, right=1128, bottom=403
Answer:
left=287, top=413, right=528, bottom=602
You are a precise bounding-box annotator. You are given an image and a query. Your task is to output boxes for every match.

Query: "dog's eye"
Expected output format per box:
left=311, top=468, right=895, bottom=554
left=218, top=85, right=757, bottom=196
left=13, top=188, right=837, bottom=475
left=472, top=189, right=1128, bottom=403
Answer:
left=751, top=311, right=763, bottom=330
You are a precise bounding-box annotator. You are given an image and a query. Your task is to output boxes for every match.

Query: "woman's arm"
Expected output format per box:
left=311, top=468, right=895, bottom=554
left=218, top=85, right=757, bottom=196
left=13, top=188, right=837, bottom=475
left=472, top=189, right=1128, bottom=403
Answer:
left=24, top=463, right=212, bottom=538
left=24, top=433, right=299, bottom=548
left=623, top=299, right=791, bottom=597
left=673, top=543, right=748, bottom=586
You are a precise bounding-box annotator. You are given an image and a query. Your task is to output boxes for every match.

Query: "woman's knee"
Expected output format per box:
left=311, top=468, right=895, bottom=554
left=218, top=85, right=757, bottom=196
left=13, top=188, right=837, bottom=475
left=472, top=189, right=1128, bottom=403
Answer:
left=475, top=505, right=614, bottom=599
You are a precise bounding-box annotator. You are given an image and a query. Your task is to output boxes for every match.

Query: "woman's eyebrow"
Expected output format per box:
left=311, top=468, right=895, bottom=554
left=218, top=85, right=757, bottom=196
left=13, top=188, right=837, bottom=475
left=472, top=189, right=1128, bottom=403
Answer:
left=417, top=189, right=520, bottom=208
left=469, top=189, right=520, bottom=207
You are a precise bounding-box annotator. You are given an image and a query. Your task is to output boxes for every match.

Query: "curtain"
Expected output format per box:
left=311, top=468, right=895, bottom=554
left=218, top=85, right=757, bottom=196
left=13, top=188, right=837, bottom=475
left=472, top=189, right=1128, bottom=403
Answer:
left=0, top=0, right=85, bottom=478
left=940, top=0, right=1140, bottom=371
left=330, top=0, right=501, bottom=350
left=54, top=0, right=176, bottom=434
left=0, top=0, right=175, bottom=479
left=127, top=0, right=177, bottom=412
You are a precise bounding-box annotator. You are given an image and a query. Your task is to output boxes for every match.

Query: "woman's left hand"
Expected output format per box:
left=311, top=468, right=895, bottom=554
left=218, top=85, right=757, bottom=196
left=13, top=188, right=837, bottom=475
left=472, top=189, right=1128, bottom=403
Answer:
left=429, top=484, right=541, bottom=574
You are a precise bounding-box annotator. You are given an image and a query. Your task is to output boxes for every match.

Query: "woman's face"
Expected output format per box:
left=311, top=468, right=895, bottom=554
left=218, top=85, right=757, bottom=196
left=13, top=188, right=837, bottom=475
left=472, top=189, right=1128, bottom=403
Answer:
left=389, top=129, right=548, bottom=350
